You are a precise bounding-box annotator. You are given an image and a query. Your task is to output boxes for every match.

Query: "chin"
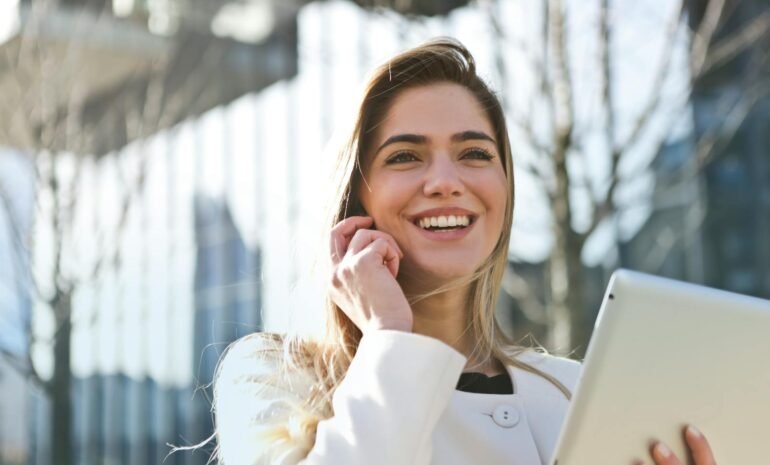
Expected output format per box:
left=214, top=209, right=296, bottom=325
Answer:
left=401, top=256, right=482, bottom=286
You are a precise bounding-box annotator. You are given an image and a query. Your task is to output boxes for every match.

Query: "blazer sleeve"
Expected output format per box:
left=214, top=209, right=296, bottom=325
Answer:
left=214, top=330, right=467, bottom=465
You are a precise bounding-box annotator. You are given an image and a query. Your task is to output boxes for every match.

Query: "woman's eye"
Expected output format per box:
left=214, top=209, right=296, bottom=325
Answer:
left=385, top=151, right=419, bottom=164
left=462, top=149, right=494, bottom=161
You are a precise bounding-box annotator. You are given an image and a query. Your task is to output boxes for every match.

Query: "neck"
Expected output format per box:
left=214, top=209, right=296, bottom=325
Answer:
left=410, top=286, right=471, bottom=353
left=401, top=280, right=501, bottom=375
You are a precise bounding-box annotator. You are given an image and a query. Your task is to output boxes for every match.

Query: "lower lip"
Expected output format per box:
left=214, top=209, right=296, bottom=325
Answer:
left=410, top=220, right=475, bottom=241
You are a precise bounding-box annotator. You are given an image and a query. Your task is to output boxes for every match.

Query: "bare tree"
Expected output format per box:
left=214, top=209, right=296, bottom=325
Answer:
left=485, top=0, right=770, bottom=354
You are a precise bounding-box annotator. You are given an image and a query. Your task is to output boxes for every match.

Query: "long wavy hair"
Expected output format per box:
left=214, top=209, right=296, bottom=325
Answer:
left=212, top=37, right=571, bottom=464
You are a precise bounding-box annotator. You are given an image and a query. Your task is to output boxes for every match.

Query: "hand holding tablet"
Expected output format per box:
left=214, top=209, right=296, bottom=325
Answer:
left=637, top=425, right=716, bottom=465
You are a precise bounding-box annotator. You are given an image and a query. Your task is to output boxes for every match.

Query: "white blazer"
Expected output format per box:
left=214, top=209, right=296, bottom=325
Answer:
left=215, top=330, right=582, bottom=465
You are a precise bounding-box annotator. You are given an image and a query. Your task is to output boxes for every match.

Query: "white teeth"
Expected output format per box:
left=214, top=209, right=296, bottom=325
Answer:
left=417, top=215, right=471, bottom=230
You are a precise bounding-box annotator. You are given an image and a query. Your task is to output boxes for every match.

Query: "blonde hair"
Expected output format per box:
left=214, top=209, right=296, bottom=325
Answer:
left=213, top=38, right=571, bottom=464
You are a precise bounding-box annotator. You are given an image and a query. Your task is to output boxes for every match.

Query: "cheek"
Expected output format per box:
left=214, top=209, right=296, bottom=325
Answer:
left=482, top=172, right=509, bottom=214
left=373, top=198, right=407, bottom=230
left=485, top=182, right=509, bottom=241
left=359, top=189, right=403, bottom=231
left=363, top=174, right=414, bottom=215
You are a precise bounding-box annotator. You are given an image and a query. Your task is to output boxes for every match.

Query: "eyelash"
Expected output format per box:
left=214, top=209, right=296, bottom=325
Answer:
left=385, top=151, right=419, bottom=164
left=461, top=148, right=495, bottom=161
left=384, top=148, right=495, bottom=164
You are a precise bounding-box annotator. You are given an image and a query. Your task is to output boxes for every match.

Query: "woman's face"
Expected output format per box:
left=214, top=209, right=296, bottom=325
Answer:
left=359, top=82, right=508, bottom=282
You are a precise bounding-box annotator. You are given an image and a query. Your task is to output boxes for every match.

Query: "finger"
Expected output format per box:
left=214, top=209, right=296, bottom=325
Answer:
left=330, top=216, right=374, bottom=263
left=383, top=246, right=400, bottom=278
left=651, top=442, right=681, bottom=465
left=684, top=426, right=716, bottom=465
left=364, top=238, right=401, bottom=277
left=348, top=229, right=403, bottom=258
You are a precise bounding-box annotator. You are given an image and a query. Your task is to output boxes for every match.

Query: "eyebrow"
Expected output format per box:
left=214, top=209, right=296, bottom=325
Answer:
left=374, top=130, right=497, bottom=155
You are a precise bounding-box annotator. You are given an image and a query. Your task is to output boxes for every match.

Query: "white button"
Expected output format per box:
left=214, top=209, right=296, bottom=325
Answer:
left=492, top=404, right=520, bottom=428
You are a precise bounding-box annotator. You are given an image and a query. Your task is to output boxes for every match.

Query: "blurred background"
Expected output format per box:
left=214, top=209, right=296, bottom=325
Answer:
left=0, top=0, right=768, bottom=464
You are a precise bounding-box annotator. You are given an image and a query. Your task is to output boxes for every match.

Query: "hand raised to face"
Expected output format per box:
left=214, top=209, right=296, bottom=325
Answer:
left=328, top=216, right=413, bottom=334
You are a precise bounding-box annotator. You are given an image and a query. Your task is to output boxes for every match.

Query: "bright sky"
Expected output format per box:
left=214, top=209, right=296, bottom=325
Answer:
left=0, top=0, right=20, bottom=45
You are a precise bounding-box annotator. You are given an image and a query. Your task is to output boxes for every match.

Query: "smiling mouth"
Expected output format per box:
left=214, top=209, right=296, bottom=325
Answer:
left=414, top=214, right=474, bottom=232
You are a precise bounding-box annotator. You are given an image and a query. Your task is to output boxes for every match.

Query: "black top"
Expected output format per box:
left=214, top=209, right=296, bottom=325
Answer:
left=456, top=371, right=514, bottom=394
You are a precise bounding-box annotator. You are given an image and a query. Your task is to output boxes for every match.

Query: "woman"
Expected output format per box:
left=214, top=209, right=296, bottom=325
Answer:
left=213, top=38, right=716, bottom=465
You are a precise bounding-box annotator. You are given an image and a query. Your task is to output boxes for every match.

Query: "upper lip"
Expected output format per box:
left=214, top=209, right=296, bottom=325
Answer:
left=407, top=207, right=478, bottom=223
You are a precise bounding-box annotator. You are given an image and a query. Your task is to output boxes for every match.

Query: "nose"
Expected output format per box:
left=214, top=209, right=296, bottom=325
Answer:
left=423, top=156, right=465, bottom=198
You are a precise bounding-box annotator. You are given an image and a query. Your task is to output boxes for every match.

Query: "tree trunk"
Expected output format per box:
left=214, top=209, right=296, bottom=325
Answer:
left=49, top=289, right=73, bottom=465
left=565, top=234, right=586, bottom=354
left=546, top=0, right=585, bottom=355
left=548, top=225, right=585, bottom=354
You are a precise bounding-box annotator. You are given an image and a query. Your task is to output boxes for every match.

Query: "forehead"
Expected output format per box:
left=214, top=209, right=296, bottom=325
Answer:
left=373, top=82, right=495, bottom=144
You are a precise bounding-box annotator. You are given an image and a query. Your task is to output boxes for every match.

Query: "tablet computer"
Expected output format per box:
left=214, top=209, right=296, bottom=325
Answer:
left=551, top=269, right=770, bottom=465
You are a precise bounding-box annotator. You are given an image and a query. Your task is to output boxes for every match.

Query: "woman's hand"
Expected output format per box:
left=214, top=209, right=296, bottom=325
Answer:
left=329, top=216, right=413, bottom=334
left=637, top=425, right=716, bottom=465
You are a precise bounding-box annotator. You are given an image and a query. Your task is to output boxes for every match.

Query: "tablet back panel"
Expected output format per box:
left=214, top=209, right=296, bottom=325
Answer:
left=551, top=269, right=770, bottom=465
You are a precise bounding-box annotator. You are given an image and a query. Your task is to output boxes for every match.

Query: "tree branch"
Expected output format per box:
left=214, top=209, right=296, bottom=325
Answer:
left=584, top=1, right=686, bottom=240
left=507, top=112, right=554, bottom=185
left=618, top=1, right=685, bottom=152
left=695, top=81, right=770, bottom=167
left=640, top=202, right=708, bottom=273
left=607, top=77, right=768, bottom=213
left=701, top=9, right=770, bottom=74
left=689, top=0, right=728, bottom=76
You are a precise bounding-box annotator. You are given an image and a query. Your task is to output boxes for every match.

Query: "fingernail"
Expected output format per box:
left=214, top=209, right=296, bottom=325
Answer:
left=654, top=442, right=672, bottom=459
left=686, top=425, right=702, bottom=439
